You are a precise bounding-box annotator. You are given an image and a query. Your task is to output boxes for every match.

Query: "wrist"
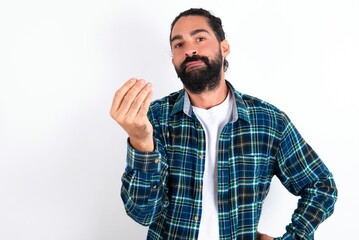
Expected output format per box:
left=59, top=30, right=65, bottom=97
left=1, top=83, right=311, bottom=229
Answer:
left=129, top=136, right=154, bottom=152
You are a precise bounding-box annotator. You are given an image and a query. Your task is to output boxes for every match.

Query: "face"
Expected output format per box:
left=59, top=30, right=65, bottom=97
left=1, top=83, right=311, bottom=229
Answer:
left=170, top=16, right=230, bottom=93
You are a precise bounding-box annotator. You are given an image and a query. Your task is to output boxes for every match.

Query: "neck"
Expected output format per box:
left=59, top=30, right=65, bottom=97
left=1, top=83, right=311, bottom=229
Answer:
left=186, top=78, right=228, bottom=109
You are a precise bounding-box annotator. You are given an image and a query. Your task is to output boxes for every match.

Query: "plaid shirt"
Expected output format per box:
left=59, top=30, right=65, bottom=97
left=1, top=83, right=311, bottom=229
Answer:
left=121, top=81, right=337, bottom=240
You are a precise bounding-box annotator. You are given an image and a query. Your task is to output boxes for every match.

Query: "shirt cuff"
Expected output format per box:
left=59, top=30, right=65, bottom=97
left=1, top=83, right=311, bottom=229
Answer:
left=126, top=138, right=162, bottom=173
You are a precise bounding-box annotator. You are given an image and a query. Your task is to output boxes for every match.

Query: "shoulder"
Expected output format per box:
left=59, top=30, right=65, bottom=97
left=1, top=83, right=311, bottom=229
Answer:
left=150, top=90, right=183, bottom=111
left=241, top=92, right=281, bottom=114
left=234, top=90, right=291, bottom=127
left=147, top=89, right=184, bottom=123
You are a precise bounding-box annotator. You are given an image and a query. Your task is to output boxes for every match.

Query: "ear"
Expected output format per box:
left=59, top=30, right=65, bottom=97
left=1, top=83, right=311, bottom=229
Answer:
left=221, top=39, right=230, bottom=57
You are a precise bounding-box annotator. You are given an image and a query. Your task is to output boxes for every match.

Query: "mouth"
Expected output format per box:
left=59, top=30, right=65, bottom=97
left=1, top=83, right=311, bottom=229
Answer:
left=185, top=60, right=204, bottom=71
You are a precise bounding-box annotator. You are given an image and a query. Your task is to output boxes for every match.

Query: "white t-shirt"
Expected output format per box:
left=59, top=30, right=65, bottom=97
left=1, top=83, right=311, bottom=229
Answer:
left=192, top=92, right=233, bottom=240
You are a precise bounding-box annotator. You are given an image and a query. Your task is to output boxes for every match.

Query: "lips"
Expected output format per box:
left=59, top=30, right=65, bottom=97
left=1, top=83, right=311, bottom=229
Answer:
left=185, top=60, right=204, bottom=71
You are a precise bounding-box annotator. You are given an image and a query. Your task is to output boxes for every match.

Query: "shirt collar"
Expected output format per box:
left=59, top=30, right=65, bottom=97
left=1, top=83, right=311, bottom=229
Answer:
left=170, top=81, right=250, bottom=124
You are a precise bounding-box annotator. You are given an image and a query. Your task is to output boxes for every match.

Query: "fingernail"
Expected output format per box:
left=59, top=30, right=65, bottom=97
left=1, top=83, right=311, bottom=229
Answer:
left=129, top=78, right=136, bottom=83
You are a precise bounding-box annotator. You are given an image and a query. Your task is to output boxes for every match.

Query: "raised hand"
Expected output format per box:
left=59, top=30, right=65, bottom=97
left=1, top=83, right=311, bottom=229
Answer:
left=110, top=78, right=154, bottom=151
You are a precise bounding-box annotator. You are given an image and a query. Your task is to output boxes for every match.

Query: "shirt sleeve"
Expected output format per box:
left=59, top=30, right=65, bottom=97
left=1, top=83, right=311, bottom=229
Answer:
left=274, top=113, right=338, bottom=240
left=120, top=138, right=168, bottom=226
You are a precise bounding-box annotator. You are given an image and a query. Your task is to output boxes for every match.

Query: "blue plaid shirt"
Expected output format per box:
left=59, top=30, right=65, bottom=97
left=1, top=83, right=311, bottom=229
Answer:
left=121, top=81, right=337, bottom=240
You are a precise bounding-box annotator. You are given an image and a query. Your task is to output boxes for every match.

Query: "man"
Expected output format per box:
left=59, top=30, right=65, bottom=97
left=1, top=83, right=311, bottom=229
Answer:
left=110, top=8, right=337, bottom=240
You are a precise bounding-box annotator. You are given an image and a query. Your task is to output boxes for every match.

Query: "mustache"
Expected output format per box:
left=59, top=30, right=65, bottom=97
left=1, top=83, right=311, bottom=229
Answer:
left=180, top=55, right=210, bottom=70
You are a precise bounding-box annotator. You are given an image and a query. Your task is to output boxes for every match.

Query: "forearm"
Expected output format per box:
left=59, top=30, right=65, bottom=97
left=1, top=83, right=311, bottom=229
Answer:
left=121, top=139, right=167, bottom=226
left=121, top=167, right=164, bottom=226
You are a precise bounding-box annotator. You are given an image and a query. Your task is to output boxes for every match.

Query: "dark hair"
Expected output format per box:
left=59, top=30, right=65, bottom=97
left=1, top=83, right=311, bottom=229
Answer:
left=170, top=8, right=229, bottom=72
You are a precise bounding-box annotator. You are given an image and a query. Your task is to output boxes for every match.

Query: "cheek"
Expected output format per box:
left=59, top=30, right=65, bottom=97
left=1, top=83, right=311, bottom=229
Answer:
left=196, top=44, right=217, bottom=59
left=172, top=54, right=184, bottom=67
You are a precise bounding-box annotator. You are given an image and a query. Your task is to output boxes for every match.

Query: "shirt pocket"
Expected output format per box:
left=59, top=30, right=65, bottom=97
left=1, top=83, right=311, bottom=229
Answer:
left=230, top=153, right=273, bottom=204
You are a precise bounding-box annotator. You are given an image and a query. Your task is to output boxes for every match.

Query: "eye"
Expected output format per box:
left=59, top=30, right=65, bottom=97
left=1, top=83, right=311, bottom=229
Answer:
left=174, top=42, right=183, bottom=48
left=196, top=37, right=206, bottom=42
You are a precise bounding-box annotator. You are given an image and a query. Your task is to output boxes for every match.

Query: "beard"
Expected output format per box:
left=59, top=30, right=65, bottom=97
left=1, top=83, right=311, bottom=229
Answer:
left=174, top=49, right=223, bottom=94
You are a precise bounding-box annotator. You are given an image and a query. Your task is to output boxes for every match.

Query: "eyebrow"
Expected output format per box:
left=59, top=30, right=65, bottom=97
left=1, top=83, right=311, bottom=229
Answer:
left=170, top=29, right=210, bottom=43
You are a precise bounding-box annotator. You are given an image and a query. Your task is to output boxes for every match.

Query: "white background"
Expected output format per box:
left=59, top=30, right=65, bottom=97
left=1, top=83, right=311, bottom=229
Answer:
left=0, top=0, right=358, bottom=239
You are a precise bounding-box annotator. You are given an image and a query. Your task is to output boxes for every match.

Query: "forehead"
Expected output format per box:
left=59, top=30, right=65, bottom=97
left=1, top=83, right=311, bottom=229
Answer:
left=171, top=16, right=213, bottom=37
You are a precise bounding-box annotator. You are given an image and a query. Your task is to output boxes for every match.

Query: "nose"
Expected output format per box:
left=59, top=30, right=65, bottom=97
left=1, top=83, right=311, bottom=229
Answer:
left=185, top=48, right=197, bottom=57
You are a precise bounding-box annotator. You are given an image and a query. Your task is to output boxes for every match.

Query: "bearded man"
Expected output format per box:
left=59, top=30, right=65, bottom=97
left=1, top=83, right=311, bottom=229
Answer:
left=110, top=8, right=337, bottom=240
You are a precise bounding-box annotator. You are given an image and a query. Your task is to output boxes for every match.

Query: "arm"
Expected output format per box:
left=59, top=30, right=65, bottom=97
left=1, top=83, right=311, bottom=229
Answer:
left=121, top=138, right=168, bottom=225
left=110, top=78, right=168, bottom=225
left=274, top=114, right=338, bottom=240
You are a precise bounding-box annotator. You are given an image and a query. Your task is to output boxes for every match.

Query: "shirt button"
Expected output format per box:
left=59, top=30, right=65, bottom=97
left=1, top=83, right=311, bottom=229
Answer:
left=152, top=185, right=157, bottom=189
left=154, top=159, right=160, bottom=164
left=194, top=216, right=199, bottom=221
left=198, top=185, right=203, bottom=190
left=199, top=155, right=204, bottom=159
